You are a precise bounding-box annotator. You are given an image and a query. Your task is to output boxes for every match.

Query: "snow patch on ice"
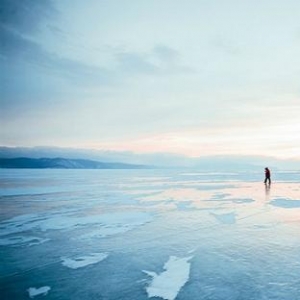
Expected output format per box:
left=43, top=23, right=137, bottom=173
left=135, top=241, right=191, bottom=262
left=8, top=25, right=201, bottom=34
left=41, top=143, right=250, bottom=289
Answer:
left=28, top=286, right=50, bottom=298
left=270, top=198, right=300, bottom=208
left=0, top=214, right=46, bottom=236
left=0, top=211, right=153, bottom=236
left=143, top=255, right=193, bottom=300
left=61, top=252, right=108, bottom=269
left=79, top=226, right=134, bottom=239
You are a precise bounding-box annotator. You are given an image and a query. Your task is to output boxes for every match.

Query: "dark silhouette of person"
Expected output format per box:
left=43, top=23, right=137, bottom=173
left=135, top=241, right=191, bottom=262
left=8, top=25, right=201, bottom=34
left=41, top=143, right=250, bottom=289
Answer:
left=264, top=167, right=271, bottom=185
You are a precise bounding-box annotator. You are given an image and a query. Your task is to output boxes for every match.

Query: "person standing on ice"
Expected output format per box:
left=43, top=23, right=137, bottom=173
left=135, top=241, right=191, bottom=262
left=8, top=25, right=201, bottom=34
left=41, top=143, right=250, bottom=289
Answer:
left=264, top=167, right=271, bottom=185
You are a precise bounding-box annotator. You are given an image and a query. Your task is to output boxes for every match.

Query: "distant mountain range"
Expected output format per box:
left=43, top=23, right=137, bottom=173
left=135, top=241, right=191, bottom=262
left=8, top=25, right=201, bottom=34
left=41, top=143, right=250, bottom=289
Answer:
left=0, top=146, right=299, bottom=170
left=0, top=157, right=149, bottom=169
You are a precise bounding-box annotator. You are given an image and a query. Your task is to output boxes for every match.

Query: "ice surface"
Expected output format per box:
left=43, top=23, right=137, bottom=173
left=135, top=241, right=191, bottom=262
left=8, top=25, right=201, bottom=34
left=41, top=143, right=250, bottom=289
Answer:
left=0, top=236, right=49, bottom=246
left=210, top=212, right=237, bottom=224
left=39, top=211, right=153, bottom=232
left=61, top=253, right=108, bottom=269
left=0, top=211, right=153, bottom=239
left=27, top=286, right=50, bottom=298
left=1, top=169, right=300, bottom=300
left=270, top=198, right=300, bottom=208
left=78, top=226, right=137, bottom=239
left=144, top=255, right=193, bottom=300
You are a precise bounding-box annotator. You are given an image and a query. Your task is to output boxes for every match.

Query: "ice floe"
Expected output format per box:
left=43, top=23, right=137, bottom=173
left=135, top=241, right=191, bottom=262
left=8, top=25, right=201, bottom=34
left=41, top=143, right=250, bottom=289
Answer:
left=61, top=252, right=108, bottom=269
left=144, top=255, right=193, bottom=300
left=28, top=286, right=50, bottom=298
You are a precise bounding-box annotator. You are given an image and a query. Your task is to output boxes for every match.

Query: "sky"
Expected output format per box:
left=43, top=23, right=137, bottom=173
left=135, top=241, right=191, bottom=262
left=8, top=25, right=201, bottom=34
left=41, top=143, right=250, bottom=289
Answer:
left=1, top=0, right=300, bottom=159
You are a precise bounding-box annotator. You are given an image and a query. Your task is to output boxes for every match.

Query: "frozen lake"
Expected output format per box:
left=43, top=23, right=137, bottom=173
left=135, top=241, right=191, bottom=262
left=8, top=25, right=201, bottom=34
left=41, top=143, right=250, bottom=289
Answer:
left=0, top=169, right=299, bottom=300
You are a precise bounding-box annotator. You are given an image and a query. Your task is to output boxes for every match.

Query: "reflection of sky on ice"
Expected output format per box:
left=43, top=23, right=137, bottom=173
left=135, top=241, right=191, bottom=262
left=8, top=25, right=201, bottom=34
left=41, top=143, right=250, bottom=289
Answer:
left=270, top=198, right=300, bottom=208
left=0, top=170, right=299, bottom=299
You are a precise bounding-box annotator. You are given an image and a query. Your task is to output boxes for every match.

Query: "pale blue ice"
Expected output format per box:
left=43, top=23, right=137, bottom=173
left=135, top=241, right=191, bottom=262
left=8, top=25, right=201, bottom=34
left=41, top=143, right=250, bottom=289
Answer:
left=0, top=169, right=299, bottom=300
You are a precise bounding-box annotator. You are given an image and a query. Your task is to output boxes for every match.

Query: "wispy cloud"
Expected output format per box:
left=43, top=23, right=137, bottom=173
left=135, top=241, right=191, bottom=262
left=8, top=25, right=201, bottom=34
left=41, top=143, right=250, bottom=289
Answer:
left=114, top=45, right=192, bottom=76
left=1, top=21, right=191, bottom=111
left=0, top=25, right=111, bottom=80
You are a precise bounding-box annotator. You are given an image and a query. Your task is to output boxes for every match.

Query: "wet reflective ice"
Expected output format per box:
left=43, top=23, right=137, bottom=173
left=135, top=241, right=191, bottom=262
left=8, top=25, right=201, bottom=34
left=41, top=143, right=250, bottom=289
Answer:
left=0, top=169, right=299, bottom=300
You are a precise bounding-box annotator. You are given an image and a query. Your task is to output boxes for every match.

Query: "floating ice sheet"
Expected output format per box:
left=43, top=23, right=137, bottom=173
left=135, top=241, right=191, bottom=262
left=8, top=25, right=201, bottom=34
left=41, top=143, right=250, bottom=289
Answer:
left=144, top=255, right=193, bottom=300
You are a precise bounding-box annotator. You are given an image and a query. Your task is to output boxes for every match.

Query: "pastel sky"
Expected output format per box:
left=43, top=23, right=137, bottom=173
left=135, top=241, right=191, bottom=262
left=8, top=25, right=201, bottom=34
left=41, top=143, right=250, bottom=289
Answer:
left=1, top=0, right=300, bottom=159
